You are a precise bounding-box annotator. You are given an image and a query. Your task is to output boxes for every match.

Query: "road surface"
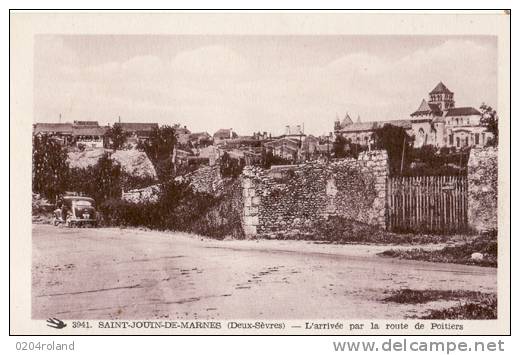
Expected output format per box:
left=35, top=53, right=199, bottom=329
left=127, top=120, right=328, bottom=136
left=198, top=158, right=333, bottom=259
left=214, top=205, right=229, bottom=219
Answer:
left=32, top=224, right=496, bottom=320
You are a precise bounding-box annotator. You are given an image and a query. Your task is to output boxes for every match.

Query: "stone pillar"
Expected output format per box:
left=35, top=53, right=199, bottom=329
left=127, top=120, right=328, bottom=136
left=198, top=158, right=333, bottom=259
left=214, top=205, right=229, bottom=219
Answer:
left=467, top=147, right=498, bottom=232
left=241, top=175, right=260, bottom=237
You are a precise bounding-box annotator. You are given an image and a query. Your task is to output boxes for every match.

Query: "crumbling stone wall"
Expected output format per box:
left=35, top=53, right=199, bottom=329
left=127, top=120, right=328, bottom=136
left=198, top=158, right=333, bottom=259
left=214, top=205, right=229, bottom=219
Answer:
left=121, top=184, right=160, bottom=203
left=241, top=151, right=389, bottom=237
left=181, top=165, right=224, bottom=195
left=467, top=147, right=498, bottom=232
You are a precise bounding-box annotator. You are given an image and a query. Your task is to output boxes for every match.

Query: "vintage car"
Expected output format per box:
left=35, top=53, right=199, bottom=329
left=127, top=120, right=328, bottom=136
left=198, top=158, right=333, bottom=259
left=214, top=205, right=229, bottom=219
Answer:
left=53, top=196, right=98, bottom=227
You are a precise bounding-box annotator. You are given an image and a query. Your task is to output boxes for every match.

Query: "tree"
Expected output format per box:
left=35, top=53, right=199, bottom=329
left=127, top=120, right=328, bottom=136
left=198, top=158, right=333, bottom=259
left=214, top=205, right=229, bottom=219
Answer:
left=373, top=124, right=414, bottom=176
left=480, top=103, right=498, bottom=146
left=260, top=149, right=292, bottom=168
left=32, top=135, right=70, bottom=199
left=68, top=153, right=122, bottom=205
left=220, top=152, right=245, bottom=178
left=106, top=125, right=129, bottom=150
left=332, top=135, right=349, bottom=158
left=138, top=125, right=178, bottom=181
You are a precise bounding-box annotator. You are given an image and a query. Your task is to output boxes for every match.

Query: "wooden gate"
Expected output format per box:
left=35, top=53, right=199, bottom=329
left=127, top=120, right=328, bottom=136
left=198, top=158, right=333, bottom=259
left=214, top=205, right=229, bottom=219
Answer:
left=386, top=176, right=468, bottom=233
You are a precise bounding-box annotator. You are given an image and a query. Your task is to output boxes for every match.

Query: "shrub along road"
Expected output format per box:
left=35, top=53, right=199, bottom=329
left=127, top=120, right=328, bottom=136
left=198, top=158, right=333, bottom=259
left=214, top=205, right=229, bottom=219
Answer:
left=32, top=224, right=496, bottom=320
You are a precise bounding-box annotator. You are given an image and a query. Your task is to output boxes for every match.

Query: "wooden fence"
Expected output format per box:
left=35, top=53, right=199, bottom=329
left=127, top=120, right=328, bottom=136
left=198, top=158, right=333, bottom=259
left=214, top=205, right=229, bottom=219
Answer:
left=386, top=176, right=468, bottom=233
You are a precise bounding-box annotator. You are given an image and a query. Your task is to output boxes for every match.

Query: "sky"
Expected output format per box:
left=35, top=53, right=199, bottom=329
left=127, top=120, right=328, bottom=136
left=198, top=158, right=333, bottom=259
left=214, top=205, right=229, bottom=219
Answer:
left=34, top=35, right=497, bottom=136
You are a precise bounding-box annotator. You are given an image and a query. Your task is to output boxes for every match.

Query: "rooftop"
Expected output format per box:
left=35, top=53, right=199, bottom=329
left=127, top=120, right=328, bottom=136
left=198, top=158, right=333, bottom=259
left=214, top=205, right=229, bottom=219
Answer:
left=33, top=123, right=73, bottom=134
left=336, top=119, right=412, bottom=133
left=429, top=81, right=453, bottom=95
left=410, top=96, right=444, bottom=116
left=114, top=122, right=159, bottom=132
left=445, top=107, right=481, bottom=117
left=72, top=126, right=108, bottom=136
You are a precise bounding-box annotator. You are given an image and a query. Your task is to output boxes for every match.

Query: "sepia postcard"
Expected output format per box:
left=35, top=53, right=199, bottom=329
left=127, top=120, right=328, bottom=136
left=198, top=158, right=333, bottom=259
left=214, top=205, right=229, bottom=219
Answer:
left=10, top=11, right=510, bottom=335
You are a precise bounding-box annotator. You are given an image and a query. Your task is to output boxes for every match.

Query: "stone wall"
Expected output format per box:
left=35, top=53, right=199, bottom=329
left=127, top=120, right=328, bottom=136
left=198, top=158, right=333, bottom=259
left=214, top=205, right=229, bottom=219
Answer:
left=467, top=147, right=498, bottom=232
left=241, top=151, right=389, bottom=237
left=181, top=165, right=224, bottom=196
left=121, top=184, right=161, bottom=203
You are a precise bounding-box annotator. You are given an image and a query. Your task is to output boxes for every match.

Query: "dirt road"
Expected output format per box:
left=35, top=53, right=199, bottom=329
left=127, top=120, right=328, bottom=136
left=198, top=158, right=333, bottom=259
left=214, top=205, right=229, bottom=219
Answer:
left=32, top=224, right=496, bottom=320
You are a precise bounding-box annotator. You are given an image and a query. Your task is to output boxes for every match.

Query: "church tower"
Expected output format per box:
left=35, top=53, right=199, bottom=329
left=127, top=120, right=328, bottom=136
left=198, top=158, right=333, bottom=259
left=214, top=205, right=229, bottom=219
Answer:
left=428, top=82, right=455, bottom=111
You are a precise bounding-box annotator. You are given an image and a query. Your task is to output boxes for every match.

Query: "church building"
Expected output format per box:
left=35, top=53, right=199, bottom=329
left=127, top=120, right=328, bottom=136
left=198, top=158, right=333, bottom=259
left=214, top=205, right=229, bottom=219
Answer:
left=409, top=82, right=491, bottom=148
left=333, top=82, right=493, bottom=150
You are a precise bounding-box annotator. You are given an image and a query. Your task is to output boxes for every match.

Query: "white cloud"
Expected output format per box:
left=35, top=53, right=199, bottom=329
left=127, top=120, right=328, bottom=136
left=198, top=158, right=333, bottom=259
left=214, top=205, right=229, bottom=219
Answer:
left=34, top=37, right=497, bottom=136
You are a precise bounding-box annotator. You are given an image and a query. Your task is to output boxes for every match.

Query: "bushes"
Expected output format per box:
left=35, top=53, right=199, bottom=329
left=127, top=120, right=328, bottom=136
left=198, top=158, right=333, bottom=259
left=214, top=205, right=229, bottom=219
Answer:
left=100, top=198, right=159, bottom=227
left=32, top=135, right=70, bottom=199
left=383, top=289, right=489, bottom=304
left=422, top=294, right=497, bottom=320
left=220, top=152, right=245, bottom=178
left=68, top=153, right=123, bottom=205
left=299, top=216, right=451, bottom=245
left=189, top=179, right=245, bottom=239
left=378, top=230, right=497, bottom=267
left=382, top=289, right=497, bottom=320
left=99, top=179, right=245, bottom=239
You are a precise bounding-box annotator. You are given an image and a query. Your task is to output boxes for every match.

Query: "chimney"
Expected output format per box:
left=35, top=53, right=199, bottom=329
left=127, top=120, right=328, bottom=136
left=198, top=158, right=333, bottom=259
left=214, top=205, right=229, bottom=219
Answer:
left=118, top=116, right=121, bottom=123
left=59, top=113, right=62, bottom=123
left=229, top=128, right=233, bottom=139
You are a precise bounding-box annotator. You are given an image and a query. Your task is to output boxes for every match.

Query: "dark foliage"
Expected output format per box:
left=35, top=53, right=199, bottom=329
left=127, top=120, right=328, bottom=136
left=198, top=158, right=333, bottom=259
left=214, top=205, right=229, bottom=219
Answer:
left=188, top=179, right=245, bottom=239
left=404, top=145, right=470, bottom=176
left=32, top=135, right=70, bottom=200
left=137, top=125, right=177, bottom=181
left=378, top=230, right=497, bottom=267
left=220, top=152, right=245, bottom=177
left=332, top=136, right=368, bottom=159
left=421, top=294, right=497, bottom=320
left=273, top=216, right=452, bottom=245
left=68, top=153, right=123, bottom=205
left=105, top=125, right=129, bottom=150
left=372, top=124, right=470, bottom=176
left=332, top=135, right=349, bottom=158
left=100, top=180, right=213, bottom=230
left=373, top=124, right=414, bottom=176
left=99, top=179, right=244, bottom=239
left=480, top=103, right=498, bottom=147
left=260, top=149, right=293, bottom=168
left=382, top=289, right=487, bottom=304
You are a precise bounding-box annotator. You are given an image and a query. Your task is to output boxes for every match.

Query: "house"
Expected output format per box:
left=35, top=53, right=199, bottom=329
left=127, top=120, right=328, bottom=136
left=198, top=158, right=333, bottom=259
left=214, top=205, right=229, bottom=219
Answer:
left=301, top=135, right=320, bottom=160
left=172, top=147, right=192, bottom=165
left=189, top=132, right=212, bottom=146
left=281, top=124, right=305, bottom=139
left=213, top=128, right=238, bottom=145
left=263, top=137, right=301, bottom=161
left=72, top=125, right=108, bottom=149
left=113, top=122, right=159, bottom=146
left=174, top=125, right=191, bottom=146
left=221, top=136, right=262, bottom=149
left=73, top=120, right=99, bottom=127
left=33, top=123, right=74, bottom=145
left=33, top=121, right=109, bottom=148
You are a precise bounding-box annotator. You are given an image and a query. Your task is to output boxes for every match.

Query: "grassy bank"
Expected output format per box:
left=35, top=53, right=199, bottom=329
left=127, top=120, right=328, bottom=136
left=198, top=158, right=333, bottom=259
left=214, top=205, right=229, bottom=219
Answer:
left=421, top=295, right=497, bottom=320
left=382, top=289, right=497, bottom=320
left=259, top=216, right=455, bottom=245
left=382, top=289, right=487, bottom=304
left=378, top=232, right=497, bottom=267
